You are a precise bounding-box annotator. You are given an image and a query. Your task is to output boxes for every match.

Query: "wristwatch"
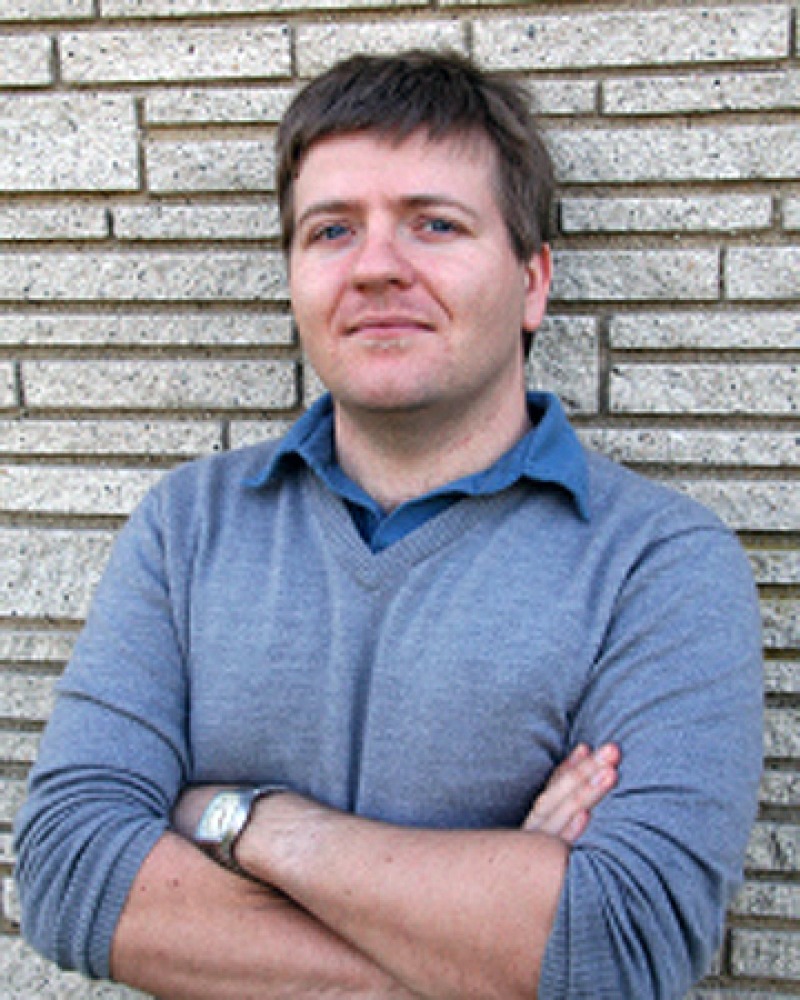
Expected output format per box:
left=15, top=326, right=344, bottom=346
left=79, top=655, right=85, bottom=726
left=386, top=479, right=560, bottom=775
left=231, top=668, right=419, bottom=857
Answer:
left=193, top=784, right=286, bottom=873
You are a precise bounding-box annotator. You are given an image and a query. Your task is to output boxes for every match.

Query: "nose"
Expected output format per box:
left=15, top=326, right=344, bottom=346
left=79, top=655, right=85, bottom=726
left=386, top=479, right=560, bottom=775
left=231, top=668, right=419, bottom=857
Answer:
left=350, top=226, right=415, bottom=290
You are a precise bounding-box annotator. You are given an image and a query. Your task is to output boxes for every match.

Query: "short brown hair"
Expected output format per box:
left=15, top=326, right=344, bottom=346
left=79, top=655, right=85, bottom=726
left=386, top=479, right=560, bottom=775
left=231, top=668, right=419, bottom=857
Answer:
left=276, top=50, right=555, bottom=263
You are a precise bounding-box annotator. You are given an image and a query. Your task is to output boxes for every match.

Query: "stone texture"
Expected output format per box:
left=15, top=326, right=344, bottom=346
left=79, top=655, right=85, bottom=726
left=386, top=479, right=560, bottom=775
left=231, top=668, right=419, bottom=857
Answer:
left=0, top=672, right=56, bottom=722
left=0, top=365, right=16, bottom=408
left=732, top=881, right=800, bottom=920
left=61, top=26, right=291, bottom=84
left=765, top=660, right=800, bottom=696
left=0, top=419, right=222, bottom=456
left=526, top=316, right=598, bottom=414
left=0, top=206, right=107, bottom=240
left=747, top=822, right=800, bottom=873
left=23, top=360, right=298, bottom=411
left=785, top=198, right=800, bottom=230
left=0, top=313, right=293, bottom=347
left=761, top=599, right=800, bottom=651
left=583, top=429, right=800, bottom=468
left=146, top=139, right=275, bottom=194
left=748, top=549, right=800, bottom=585
left=106, top=0, right=418, bottom=11
left=0, top=0, right=92, bottom=19
left=527, top=79, right=596, bottom=117
left=0, top=937, right=145, bottom=999
left=229, top=418, right=293, bottom=449
left=605, top=69, right=800, bottom=116
left=760, top=770, right=800, bottom=808
left=0, top=466, right=163, bottom=517
left=0, top=94, right=138, bottom=192
left=731, top=928, right=800, bottom=981
left=297, top=20, right=465, bottom=76
left=609, top=364, right=798, bottom=415
left=609, top=312, right=800, bottom=350
left=0, top=630, right=75, bottom=664
left=3, top=876, right=20, bottom=926
left=671, top=480, right=799, bottom=533
left=0, top=730, right=42, bottom=764
left=114, top=203, right=280, bottom=241
left=145, top=86, right=297, bottom=125
left=552, top=250, right=718, bottom=302
left=0, top=251, right=287, bottom=301
left=726, top=248, right=800, bottom=301
left=560, top=195, right=770, bottom=234
left=765, top=708, right=800, bottom=758
left=0, top=35, right=50, bottom=87
left=475, top=7, right=789, bottom=70
left=0, top=778, right=26, bottom=825
left=549, top=125, right=799, bottom=183
left=0, top=833, right=14, bottom=864
left=1, top=527, right=114, bottom=619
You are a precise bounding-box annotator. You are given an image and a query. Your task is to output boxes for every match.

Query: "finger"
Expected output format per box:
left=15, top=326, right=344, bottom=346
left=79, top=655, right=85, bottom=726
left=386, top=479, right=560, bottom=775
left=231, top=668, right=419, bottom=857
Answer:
left=524, top=744, right=620, bottom=835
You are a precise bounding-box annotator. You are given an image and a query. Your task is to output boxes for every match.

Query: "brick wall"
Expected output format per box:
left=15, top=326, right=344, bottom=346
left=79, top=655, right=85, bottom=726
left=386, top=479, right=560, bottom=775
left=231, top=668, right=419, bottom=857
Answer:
left=0, top=1, right=797, bottom=996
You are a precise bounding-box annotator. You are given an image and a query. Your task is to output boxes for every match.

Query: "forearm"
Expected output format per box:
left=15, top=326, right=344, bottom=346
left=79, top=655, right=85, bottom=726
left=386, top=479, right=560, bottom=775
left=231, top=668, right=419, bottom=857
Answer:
left=236, top=794, right=569, bottom=1000
left=110, top=832, right=421, bottom=1000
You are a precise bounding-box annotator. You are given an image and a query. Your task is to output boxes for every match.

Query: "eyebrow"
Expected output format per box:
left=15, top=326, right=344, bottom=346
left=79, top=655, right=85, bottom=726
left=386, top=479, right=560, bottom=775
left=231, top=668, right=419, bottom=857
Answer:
left=294, top=194, right=480, bottom=232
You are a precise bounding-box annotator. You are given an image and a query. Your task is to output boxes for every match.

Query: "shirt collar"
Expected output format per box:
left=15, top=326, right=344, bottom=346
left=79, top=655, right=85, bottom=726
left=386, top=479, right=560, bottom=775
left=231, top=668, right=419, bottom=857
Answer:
left=245, top=391, right=590, bottom=520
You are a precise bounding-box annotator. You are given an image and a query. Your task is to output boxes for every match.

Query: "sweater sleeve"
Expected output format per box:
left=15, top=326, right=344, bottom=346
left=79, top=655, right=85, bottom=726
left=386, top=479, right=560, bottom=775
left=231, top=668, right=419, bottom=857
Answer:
left=13, top=485, right=191, bottom=978
left=539, top=521, right=763, bottom=999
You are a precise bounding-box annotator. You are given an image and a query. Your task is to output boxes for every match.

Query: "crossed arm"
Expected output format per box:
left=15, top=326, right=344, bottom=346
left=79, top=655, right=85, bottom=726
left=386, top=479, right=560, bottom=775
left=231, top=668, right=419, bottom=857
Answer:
left=109, top=743, right=619, bottom=1000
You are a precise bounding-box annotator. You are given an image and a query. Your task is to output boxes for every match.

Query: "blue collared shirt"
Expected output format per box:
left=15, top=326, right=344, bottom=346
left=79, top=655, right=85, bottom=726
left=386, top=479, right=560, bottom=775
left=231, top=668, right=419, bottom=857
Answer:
left=248, top=391, right=589, bottom=551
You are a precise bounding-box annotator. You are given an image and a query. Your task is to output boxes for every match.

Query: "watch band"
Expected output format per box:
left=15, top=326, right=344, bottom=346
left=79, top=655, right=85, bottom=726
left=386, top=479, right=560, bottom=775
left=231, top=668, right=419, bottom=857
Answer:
left=194, top=783, right=287, bottom=874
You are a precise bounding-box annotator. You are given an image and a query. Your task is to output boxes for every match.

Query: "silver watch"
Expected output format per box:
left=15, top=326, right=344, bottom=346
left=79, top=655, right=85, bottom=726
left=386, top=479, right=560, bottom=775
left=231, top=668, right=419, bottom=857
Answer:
left=193, top=784, right=286, bottom=873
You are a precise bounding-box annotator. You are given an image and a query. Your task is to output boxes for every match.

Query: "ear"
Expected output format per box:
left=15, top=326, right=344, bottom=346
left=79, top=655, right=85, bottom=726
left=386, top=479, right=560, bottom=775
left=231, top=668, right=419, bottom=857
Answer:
left=522, top=244, right=552, bottom=333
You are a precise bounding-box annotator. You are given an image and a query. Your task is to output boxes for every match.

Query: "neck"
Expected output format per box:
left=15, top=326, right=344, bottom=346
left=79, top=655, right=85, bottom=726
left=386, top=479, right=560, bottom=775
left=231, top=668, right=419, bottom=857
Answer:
left=333, top=392, right=532, bottom=513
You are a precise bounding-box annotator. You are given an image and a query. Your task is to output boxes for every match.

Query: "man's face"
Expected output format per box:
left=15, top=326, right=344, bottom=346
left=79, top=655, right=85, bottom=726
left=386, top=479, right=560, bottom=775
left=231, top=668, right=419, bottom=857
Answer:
left=289, top=130, right=551, bottom=424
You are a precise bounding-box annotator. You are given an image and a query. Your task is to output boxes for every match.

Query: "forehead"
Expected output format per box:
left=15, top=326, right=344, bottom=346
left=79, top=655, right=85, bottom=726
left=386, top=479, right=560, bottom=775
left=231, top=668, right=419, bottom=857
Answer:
left=293, top=129, right=499, bottom=203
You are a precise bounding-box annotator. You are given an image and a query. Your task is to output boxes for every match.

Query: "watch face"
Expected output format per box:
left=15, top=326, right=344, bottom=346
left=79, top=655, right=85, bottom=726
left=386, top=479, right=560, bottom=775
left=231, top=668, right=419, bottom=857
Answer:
left=205, top=793, right=241, bottom=839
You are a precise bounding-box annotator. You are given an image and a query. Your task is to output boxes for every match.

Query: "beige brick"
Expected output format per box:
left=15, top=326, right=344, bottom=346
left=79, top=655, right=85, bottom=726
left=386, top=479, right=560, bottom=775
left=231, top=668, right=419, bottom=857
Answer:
left=748, top=549, right=800, bottom=585
left=0, top=777, right=25, bottom=824
left=0, top=206, right=107, bottom=241
left=62, top=25, right=290, bottom=84
left=146, top=139, right=275, bottom=195
left=0, top=466, right=162, bottom=517
left=762, top=598, right=800, bottom=651
left=297, top=20, right=465, bottom=76
left=747, top=821, right=800, bottom=873
left=303, top=361, right=326, bottom=406
left=0, top=0, right=92, bottom=18
left=527, top=79, right=596, bottom=117
left=583, top=429, right=800, bottom=468
left=691, top=990, right=798, bottom=1000
left=105, top=0, right=419, bottom=11
left=0, top=365, right=15, bottom=408
left=23, top=359, right=298, bottom=411
left=0, top=937, right=146, bottom=999
left=475, top=7, right=789, bottom=71
left=0, top=672, right=56, bottom=722
left=732, top=881, right=800, bottom=920
left=552, top=250, right=718, bottom=302
left=785, top=198, right=800, bottom=230
left=672, top=480, right=799, bottom=533
left=0, top=251, right=286, bottom=301
left=549, top=125, right=799, bottom=183
left=1, top=527, right=114, bottom=619
left=726, top=248, right=800, bottom=301
left=115, top=203, right=280, bottom=241
left=0, top=94, right=138, bottom=192
left=0, top=419, right=221, bottom=457
left=610, top=364, right=798, bottom=415
left=526, top=316, right=598, bottom=414
left=561, top=195, right=770, bottom=235
left=731, top=928, right=800, bottom=980
left=0, top=312, right=293, bottom=347
left=0, top=630, right=75, bottom=665
left=3, top=874, right=20, bottom=926
left=605, top=69, right=800, bottom=116
left=0, top=832, right=14, bottom=864
left=0, top=34, right=50, bottom=87
left=229, top=418, right=293, bottom=450
left=609, top=312, right=800, bottom=350
left=145, top=86, right=296, bottom=126
left=0, top=731, right=42, bottom=764
left=765, top=708, right=800, bottom=758
left=765, top=660, right=800, bottom=696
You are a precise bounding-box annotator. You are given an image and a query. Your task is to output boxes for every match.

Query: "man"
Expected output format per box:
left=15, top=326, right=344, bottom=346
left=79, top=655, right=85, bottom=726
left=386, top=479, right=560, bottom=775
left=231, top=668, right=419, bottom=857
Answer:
left=15, top=52, right=762, bottom=998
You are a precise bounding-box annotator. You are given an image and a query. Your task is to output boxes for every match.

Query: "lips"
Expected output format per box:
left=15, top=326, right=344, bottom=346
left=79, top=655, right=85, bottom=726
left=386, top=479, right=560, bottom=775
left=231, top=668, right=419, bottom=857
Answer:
left=345, top=314, right=435, bottom=336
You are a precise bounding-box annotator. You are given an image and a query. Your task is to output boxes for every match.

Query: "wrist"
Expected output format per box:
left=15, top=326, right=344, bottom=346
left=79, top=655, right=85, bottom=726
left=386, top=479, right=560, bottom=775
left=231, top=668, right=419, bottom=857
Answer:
left=192, top=784, right=288, bottom=876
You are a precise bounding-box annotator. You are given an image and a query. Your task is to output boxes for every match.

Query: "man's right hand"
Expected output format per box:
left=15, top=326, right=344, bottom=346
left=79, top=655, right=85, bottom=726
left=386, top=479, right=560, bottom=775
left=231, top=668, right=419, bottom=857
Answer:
left=523, top=743, right=620, bottom=843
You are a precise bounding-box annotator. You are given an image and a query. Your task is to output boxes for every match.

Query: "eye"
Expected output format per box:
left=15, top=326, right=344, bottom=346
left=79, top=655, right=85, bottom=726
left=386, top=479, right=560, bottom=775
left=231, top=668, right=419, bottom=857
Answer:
left=311, top=222, right=351, bottom=243
left=422, top=217, right=458, bottom=235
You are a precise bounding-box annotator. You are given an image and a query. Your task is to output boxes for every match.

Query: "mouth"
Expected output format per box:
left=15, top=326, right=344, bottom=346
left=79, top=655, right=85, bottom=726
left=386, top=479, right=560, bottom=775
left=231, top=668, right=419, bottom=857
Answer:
left=345, top=315, right=435, bottom=338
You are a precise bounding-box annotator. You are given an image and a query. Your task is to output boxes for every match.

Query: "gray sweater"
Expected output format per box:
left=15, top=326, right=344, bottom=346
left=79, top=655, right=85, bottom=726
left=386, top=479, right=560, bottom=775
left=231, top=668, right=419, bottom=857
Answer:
left=15, top=437, right=763, bottom=998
